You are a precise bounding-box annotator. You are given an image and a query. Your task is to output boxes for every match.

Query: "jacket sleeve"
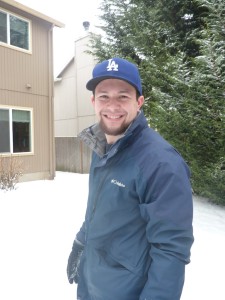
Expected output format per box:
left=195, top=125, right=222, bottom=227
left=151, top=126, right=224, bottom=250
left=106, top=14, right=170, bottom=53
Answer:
left=138, top=154, right=194, bottom=300
left=76, top=221, right=86, bottom=245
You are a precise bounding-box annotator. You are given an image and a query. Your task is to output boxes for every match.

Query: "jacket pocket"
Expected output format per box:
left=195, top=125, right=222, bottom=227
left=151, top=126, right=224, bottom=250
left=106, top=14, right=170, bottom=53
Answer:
left=97, top=247, right=151, bottom=278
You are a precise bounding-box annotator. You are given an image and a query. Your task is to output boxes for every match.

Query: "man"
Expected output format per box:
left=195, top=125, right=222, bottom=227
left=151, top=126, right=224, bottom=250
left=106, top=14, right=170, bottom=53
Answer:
left=67, top=57, right=194, bottom=300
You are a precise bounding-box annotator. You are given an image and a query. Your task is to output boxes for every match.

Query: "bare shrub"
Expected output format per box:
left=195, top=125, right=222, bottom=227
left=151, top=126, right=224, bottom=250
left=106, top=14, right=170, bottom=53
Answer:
left=0, top=155, right=23, bottom=191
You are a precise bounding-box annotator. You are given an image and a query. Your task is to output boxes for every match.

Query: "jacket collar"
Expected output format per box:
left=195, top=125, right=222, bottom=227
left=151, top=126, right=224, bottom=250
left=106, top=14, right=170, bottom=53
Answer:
left=78, top=110, right=147, bottom=157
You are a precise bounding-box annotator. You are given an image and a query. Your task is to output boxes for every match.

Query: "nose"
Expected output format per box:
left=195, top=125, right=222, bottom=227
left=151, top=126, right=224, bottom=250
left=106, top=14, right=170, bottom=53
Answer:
left=106, top=97, right=121, bottom=108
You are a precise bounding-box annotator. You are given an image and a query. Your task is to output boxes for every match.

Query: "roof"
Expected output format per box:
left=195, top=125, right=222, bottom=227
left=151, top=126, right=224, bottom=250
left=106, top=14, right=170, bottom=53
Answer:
left=56, top=57, right=74, bottom=79
left=0, top=0, right=65, bottom=28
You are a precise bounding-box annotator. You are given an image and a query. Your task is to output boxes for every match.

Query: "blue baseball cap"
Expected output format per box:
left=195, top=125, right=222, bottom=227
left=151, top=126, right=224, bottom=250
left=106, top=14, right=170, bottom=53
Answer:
left=86, top=57, right=142, bottom=95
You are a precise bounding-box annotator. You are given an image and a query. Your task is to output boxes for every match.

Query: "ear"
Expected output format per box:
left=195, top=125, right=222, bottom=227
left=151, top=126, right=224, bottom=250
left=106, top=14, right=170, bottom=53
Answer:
left=137, top=96, right=144, bottom=109
left=91, top=94, right=95, bottom=106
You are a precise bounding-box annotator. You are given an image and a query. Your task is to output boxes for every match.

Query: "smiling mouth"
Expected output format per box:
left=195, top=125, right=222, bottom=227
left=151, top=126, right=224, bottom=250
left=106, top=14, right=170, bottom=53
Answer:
left=103, top=114, right=124, bottom=120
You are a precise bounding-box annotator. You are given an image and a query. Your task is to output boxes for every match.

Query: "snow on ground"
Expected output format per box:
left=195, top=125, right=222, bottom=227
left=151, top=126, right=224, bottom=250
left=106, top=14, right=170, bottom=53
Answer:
left=0, top=171, right=225, bottom=300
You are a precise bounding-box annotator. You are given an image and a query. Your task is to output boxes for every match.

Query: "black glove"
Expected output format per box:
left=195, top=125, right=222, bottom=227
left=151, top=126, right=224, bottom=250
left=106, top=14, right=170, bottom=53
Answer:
left=67, top=239, right=84, bottom=284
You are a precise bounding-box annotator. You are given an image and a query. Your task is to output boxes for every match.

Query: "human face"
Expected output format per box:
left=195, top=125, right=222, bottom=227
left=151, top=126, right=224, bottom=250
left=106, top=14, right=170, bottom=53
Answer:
left=92, top=79, right=144, bottom=144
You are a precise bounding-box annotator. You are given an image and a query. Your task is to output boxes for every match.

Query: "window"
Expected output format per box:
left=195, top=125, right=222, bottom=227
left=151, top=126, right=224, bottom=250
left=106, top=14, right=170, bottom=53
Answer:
left=0, top=108, right=33, bottom=154
left=0, top=9, right=30, bottom=51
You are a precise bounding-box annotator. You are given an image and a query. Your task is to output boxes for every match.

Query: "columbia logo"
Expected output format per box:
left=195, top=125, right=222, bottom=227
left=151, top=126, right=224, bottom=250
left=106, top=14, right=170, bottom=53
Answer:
left=111, top=179, right=125, bottom=188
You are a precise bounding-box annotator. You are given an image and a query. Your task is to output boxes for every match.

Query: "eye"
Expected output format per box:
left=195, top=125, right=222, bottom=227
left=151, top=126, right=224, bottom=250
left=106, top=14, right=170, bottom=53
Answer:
left=119, top=94, right=129, bottom=101
left=97, top=95, right=109, bottom=102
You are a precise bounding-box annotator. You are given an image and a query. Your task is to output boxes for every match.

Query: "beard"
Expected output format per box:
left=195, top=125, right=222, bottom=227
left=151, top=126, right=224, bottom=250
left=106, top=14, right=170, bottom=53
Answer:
left=99, top=118, right=130, bottom=136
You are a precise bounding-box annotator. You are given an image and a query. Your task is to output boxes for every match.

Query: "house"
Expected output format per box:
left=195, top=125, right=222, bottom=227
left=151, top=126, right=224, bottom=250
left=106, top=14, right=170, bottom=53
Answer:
left=0, top=0, right=64, bottom=182
left=54, top=34, right=96, bottom=173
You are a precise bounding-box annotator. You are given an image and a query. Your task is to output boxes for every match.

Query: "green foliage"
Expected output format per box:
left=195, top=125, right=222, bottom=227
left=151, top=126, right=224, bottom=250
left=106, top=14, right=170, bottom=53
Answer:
left=89, top=0, right=225, bottom=204
left=191, top=158, right=225, bottom=205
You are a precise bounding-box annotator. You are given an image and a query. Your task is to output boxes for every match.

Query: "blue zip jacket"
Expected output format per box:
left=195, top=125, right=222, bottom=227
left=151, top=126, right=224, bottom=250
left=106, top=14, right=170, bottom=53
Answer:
left=76, top=111, right=194, bottom=300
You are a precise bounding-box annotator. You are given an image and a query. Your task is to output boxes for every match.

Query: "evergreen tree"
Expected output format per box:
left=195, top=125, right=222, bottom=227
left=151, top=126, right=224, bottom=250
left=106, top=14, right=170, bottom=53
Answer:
left=90, top=0, right=205, bottom=116
left=185, top=0, right=225, bottom=203
left=88, top=0, right=225, bottom=203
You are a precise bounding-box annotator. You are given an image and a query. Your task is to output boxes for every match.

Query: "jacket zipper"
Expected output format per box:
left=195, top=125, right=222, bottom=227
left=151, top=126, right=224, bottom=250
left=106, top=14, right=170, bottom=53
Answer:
left=89, top=171, right=109, bottom=223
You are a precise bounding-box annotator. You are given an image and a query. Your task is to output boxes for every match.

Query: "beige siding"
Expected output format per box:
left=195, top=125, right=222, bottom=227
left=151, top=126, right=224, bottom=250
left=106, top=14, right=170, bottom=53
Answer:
left=0, top=91, right=51, bottom=176
left=0, top=1, right=60, bottom=181
left=0, top=21, right=51, bottom=95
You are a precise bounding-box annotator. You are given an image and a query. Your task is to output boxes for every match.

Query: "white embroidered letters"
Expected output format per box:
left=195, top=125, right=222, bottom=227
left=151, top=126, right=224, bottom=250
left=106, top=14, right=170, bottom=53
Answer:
left=111, top=179, right=125, bottom=188
left=107, top=59, right=119, bottom=72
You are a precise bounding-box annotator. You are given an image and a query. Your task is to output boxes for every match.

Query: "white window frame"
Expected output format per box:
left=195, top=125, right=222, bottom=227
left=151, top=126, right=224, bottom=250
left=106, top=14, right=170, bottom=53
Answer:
left=0, top=8, right=31, bottom=53
left=0, top=106, right=34, bottom=155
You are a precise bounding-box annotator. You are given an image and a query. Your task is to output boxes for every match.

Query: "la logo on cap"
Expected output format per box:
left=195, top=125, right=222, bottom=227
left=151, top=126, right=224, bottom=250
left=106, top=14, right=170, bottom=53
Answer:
left=107, top=59, right=118, bottom=72
left=86, top=57, right=143, bottom=95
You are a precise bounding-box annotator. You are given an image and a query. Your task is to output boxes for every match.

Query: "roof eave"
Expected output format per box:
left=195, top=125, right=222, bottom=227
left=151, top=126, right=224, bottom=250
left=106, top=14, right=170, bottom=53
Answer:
left=0, top=0, right=65, bottom=28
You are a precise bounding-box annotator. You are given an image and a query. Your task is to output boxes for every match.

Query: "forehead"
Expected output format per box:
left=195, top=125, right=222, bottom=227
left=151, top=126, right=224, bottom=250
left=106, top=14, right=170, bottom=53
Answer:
left=95, top=78, right=136, bottom=93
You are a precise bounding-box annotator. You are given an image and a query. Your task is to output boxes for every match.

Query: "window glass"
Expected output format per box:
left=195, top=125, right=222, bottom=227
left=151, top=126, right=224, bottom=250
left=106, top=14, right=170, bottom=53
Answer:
left=12, top=110, right=31, bottom=153
left=0, top=109, right=10, bottom=153
left=0, top=108, right=32, bottom=154
left=0, top=11, right=7, bottom=43
left=10, top=15, right=29, bottom=50
left=0, top=9, right=30, bottom=50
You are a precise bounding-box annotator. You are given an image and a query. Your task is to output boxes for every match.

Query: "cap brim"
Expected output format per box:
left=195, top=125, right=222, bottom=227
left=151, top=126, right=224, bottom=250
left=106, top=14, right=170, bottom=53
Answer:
left=86, top=75, right=139, bottom=93
left=86, top=76, right=114, bottom=91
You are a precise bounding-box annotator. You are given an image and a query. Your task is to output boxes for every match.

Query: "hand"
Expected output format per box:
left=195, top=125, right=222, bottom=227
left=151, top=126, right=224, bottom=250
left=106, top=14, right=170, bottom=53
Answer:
left=67, top=239, right=84, bottom=284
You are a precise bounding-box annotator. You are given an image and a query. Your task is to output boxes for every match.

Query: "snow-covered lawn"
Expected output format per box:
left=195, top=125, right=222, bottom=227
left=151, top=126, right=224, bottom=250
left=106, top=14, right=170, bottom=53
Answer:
left=0, top=172, right=225, bottom=300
